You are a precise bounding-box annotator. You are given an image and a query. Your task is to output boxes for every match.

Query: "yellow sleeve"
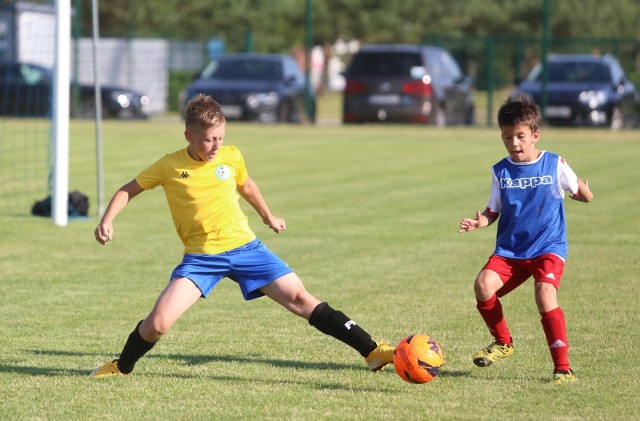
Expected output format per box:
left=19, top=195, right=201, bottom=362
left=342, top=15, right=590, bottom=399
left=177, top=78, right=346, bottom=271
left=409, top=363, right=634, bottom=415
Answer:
left=230, top=146, right=249, bottom=186
left=135, top=156, right=168, bottom=190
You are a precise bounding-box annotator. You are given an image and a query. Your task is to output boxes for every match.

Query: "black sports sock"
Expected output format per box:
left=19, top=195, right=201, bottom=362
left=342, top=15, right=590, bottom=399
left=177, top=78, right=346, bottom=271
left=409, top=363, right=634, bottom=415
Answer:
left=308, top=302, right=377, bottom=357
left=117, top=320, right=157, bottom=374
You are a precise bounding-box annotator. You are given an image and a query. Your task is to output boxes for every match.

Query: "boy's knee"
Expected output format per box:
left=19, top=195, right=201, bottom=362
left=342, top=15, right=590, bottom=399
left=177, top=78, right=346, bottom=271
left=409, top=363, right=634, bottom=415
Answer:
left=534, top=281, right=558, bottom=312
left=474, top=271, right=503, bottom=300
left=140, top=317, right=171, bottom=341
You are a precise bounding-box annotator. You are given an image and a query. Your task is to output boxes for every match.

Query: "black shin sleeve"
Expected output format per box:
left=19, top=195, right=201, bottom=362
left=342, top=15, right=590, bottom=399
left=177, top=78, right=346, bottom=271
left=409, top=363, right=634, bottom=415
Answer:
left=117, top=320, right=157, bottom=374
left=308, top=302, right=377, bottom=357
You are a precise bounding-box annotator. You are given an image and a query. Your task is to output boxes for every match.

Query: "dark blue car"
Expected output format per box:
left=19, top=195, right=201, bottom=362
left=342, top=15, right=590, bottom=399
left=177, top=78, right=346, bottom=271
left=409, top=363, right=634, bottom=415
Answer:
left=0, top=61, right=151, bottom=119
left=514, top=54, right=639, bottom=129
left=181, top=53, right=315, bottom=123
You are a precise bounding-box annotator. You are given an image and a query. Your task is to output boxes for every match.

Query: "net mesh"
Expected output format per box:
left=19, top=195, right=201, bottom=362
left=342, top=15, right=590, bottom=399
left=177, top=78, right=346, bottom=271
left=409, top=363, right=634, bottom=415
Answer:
left=0, top=1, right=54, bottom=216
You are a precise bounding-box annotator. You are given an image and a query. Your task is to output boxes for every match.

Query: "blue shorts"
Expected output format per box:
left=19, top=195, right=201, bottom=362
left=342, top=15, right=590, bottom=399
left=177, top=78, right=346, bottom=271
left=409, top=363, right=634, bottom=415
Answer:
left=170, top=238, right=293, bottom=300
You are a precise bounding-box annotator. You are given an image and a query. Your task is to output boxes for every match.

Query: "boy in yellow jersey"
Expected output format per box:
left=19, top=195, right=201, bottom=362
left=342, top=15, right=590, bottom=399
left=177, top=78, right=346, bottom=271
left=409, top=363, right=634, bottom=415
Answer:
left=89, top=94, right=394, bottom=378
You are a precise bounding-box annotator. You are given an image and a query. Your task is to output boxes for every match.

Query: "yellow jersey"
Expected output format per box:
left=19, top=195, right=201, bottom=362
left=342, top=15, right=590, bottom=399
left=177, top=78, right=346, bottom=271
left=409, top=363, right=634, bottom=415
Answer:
left=136, top=145, right=256, bottom=254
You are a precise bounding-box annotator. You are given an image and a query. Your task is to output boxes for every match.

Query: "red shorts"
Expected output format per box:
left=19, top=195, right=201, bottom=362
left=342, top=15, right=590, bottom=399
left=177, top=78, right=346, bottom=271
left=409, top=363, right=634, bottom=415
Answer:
left=483, top=254, right=565, bottom=298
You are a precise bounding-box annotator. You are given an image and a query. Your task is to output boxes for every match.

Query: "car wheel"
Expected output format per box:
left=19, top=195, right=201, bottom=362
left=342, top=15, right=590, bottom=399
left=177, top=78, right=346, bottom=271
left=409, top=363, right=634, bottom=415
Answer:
left=610, top=106, right=623, bottom=130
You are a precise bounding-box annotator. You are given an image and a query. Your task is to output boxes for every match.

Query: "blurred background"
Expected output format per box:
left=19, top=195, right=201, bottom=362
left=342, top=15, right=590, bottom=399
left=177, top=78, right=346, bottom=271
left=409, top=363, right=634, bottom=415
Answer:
left=1, top=0, right=639, bottom=125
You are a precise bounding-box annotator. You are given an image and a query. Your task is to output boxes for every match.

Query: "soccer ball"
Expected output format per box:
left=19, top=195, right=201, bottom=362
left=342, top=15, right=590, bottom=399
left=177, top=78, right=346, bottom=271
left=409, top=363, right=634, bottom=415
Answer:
left=393, top=334, right=444, bottom=384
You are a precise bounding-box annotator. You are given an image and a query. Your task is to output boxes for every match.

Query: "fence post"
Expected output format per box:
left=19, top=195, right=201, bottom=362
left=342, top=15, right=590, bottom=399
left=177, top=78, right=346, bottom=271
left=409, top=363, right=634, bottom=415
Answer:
left=540, top=0, right=551, bottom=122
left=304, top=0, right=315, bottom=123
left=486, top=36, right=496, bottom=127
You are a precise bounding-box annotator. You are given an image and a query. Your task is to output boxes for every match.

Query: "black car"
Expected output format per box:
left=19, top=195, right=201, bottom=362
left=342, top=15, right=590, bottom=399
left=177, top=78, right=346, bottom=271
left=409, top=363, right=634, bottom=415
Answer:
left=514, top=54, right=639, bottom=129
left=181, top=53, right=315, bottom=123
left=0, top=61, right=151, bottom=119
left=342, top=44, right=474, bottom=125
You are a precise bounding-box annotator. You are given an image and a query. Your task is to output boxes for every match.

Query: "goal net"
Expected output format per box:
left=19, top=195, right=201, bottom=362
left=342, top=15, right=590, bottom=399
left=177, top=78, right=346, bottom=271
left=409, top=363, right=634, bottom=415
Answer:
left=0, top=1, right=55, bottom=216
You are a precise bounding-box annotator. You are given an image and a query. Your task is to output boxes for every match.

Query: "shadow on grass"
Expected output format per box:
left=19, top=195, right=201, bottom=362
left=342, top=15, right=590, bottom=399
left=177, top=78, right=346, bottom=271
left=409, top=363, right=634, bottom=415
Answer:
left=15, top=348, right=402, bottom=391
left=23, top=348, right=364, bottom=371
left=154, top=351, right=364, bottom=371
left=0, top=364, right=88, bottom=377
left=436, top=369, right=472, bottom=378
left=15, top=349, right=473, bottom=389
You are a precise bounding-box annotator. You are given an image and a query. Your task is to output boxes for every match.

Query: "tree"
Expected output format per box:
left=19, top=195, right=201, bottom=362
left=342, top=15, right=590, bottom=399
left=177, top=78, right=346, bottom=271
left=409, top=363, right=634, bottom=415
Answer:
left=79, top=0, right=639, bottom=51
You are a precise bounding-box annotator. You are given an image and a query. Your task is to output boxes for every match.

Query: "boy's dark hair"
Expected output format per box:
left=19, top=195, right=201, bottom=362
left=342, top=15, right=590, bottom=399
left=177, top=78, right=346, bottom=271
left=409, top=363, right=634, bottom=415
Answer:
left=184, top=94, right=226, bottom=129
left=497, top=94, right=541, bottom=132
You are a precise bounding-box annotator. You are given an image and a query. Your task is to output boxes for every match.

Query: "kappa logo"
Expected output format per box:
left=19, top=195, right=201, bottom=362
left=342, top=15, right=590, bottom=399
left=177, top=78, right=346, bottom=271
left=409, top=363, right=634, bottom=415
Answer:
left=500, top=175, right=553, bottom=190
left=215, top=165, right=232, bottom=181
left=179, top=171, right=190, bottom=179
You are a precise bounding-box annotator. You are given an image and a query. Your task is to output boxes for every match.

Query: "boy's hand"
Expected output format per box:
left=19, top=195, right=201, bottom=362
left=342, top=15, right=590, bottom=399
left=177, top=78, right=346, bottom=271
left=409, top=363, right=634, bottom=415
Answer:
left=264, top=215, right=286, bottom=234
left=458, top=210, right=483, bottom=233
left=95, top=223, right=113, bottom=245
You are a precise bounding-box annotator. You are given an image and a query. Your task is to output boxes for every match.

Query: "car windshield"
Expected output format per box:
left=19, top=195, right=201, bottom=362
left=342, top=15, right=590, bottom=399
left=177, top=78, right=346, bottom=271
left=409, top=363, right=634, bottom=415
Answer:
left=527, top=61, right=611, bottom=83
left=209, top=59, right=282, bottom=81
left=347, top=52, right=423, bottom=77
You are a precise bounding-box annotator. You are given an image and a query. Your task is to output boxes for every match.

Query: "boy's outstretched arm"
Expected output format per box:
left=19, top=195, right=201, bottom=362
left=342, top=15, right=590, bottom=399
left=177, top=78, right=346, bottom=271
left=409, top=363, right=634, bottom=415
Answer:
left=94, top=179, right=144, bottom=245
left=570, top=178, right=593, bottom=203
left=458, top=209, right=498, bottom=233
left=237, top=176, right=286, bottom=234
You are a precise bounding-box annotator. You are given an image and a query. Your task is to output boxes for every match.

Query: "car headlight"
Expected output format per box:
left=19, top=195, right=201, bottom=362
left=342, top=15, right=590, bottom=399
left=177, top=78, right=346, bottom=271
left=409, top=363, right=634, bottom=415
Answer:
left=578, top=90, right=607, bottom=109
left=110, top=91, right=133, bottom=108
left=246, top=92, right=279, bottom=108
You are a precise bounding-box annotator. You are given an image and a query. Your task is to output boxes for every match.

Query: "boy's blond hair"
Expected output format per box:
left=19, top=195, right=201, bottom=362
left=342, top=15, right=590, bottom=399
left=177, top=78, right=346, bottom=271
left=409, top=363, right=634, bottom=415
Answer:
left=184, top=94, right=226, bottom=129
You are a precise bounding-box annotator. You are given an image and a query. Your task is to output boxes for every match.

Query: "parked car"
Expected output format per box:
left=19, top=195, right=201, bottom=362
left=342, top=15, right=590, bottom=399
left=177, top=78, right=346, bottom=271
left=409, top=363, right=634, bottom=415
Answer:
left=0, top=61, right=151, bottom=119
left=342, top=44, right=474, bottom=125
left=513, top=54, right=639, bottom=129
left=180, top=53, right=315, bottom=123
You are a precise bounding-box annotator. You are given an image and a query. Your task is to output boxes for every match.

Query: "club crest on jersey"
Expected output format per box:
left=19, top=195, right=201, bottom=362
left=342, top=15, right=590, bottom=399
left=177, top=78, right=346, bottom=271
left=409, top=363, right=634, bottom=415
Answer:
left=500, top=175, right=552, bottom=189
left=215, top=164, right=232, bottom=181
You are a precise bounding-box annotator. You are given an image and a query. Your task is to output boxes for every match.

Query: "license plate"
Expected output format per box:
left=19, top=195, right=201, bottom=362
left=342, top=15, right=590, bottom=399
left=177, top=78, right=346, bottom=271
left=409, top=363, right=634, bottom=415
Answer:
left=545, top=106, right=571, bottom=118
left=368, top=94, right=400, bottom=105
left=221, top=105, right=243, bottom=118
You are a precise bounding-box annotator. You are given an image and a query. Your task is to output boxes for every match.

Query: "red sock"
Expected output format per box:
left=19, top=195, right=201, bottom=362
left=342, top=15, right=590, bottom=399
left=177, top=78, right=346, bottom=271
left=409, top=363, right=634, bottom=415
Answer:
left=476, top=295, right=511, bottom=344
left=540, top=307, right=570, bottom=371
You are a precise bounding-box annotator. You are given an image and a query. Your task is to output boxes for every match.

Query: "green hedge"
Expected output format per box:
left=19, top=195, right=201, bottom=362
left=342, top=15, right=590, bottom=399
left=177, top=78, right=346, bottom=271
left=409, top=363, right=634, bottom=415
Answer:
left=167, top=70, right=197, bottom=113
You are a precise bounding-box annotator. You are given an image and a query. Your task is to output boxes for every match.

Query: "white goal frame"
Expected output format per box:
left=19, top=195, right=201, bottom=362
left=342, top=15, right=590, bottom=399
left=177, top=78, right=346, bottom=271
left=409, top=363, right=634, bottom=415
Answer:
left=51, top=0, right=70, bottom=226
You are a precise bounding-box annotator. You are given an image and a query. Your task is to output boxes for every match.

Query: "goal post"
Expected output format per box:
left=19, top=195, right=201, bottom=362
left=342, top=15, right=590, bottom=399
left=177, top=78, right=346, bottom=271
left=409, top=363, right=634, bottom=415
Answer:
left=52, top=0, right=70, bottom=226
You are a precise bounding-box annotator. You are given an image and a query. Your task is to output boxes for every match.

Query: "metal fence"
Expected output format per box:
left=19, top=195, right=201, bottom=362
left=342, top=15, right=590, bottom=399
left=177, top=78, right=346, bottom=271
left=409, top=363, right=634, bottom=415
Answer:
left=423, top=35, right=640, bottom=125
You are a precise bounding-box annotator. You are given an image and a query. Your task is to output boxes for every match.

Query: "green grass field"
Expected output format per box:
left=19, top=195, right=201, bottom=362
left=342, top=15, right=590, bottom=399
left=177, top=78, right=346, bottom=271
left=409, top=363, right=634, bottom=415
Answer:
left=1, top=110, right=639, bottom=419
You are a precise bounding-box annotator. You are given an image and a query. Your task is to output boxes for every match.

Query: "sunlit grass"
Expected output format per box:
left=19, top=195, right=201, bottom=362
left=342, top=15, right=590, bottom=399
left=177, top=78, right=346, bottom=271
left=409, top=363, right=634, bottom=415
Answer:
left=0, top=114, right=638, bottom=419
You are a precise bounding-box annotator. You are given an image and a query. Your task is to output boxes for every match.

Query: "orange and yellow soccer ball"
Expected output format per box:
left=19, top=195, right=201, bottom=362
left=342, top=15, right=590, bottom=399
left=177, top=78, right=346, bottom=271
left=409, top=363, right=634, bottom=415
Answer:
left=393, top=334, right=444, bottom=384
